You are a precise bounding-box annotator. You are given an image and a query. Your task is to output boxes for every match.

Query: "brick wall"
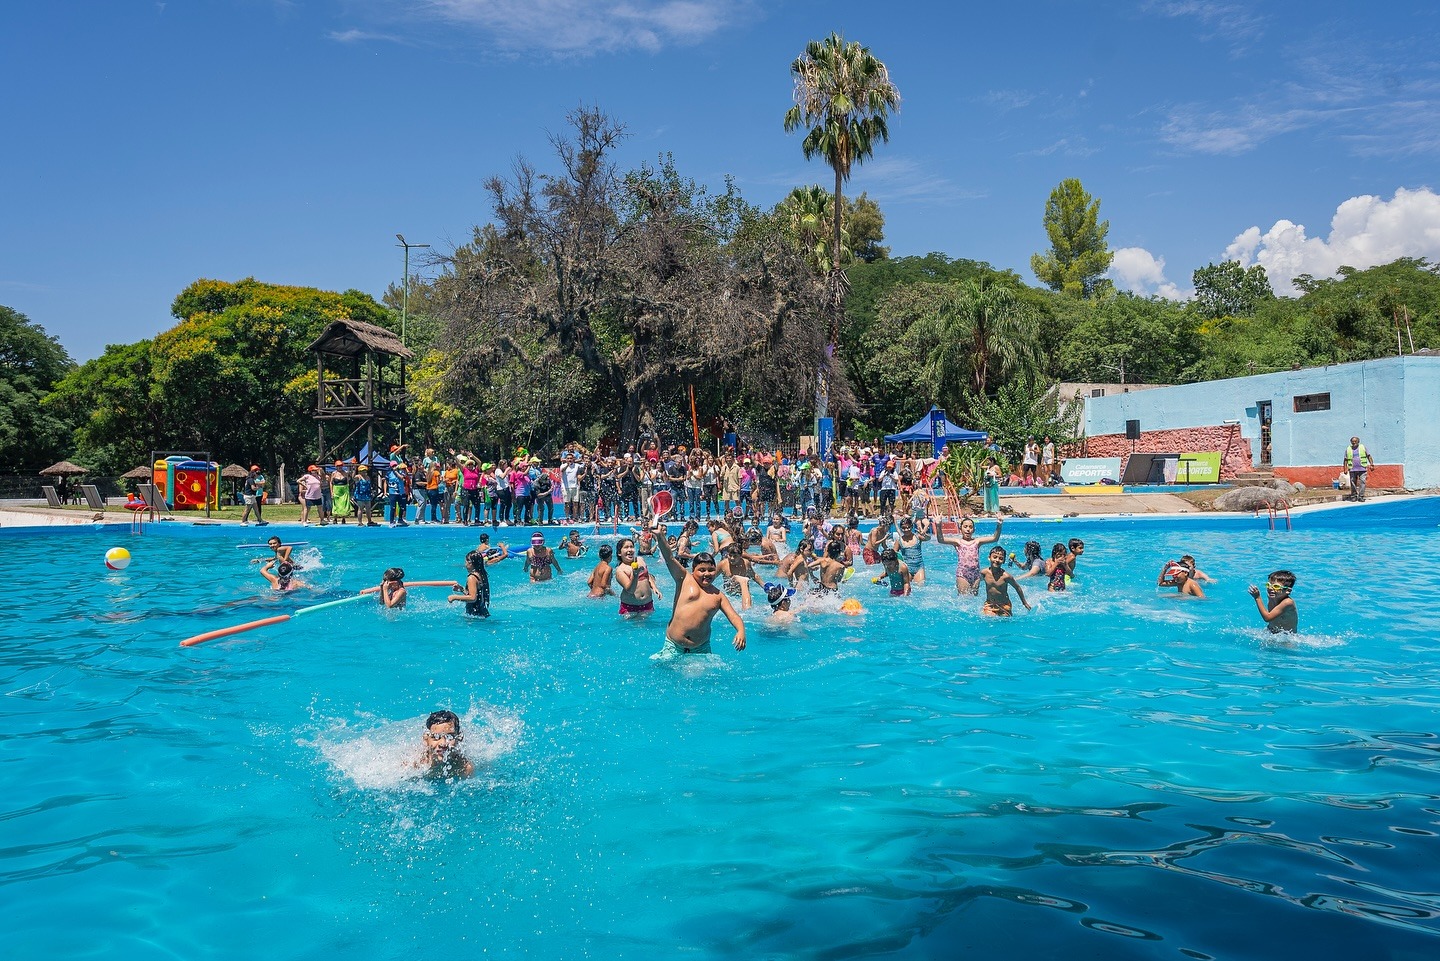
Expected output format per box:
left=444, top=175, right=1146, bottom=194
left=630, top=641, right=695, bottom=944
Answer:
left=1274, top=465, right=1405, bottom=488
left=1069, top=425, right=1253, bottom=480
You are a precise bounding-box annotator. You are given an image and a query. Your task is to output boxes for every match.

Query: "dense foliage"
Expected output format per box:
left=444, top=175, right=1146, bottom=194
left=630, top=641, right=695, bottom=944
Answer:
left=45, top=280, right=394, bottom=473
left=0, top=305, right=76, bottom=472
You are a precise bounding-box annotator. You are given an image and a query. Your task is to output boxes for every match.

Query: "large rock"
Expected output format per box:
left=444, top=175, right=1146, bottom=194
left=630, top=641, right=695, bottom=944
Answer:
left=1215, top=486, right=1292, bottom=511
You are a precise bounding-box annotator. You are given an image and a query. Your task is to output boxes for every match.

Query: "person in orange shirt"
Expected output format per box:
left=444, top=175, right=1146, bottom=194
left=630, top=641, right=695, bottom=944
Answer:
left=441, top=457, right=460, bottom=524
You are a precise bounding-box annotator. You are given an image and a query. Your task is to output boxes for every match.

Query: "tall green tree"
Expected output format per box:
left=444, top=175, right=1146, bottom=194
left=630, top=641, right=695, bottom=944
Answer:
left=0, top=305, right=77, bottom=472
left=1192, top=260, right=1274, bottom=319
left=1030, top=178, right=1114, bottom=298
left=783, top=33, right=901, bottom=282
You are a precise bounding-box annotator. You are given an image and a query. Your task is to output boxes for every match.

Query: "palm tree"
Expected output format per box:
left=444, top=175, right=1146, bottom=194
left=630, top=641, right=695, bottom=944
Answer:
left=784, top=34, right=901, bottom=280
left=892, top=280, right=1041, bottom=406
left=777, top=185, right=849, bottom=273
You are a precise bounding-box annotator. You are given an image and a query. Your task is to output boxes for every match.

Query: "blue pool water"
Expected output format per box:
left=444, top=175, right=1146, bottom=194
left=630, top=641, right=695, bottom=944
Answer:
left=4, top=502, right=1440, bottom=960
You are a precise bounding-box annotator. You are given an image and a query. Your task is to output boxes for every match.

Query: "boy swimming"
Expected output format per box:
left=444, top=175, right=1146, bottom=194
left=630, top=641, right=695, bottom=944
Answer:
left=260, top=559, right=303, bottom=592
left=414, top=709, right=474, bottom=779
left=1248, top=570, right=1298, bottom=633
left=980, top=545, right=1031, bottom=616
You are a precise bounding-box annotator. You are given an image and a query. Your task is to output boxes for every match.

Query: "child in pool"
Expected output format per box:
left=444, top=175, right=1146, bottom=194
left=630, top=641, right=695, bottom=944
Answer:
left=380, top=567, right=407, bottom=609
left=1046, top=544, right=1072, bottom=592
left=980, top=545, right=1030, bottom=616
left=1158, top=560, right=1205, bottom=598
left=1066, top=538, right=1085, bottom=578
left=588, top=544, right=615, bottom=597
left=251, top=535, right=295, bottom=568
left=872, top=547, right=912, bottom=596
left=415, top=709, right=474, bottom=779
left=1009, top=540, right=1045, bottom=579
left=1178, top=554, right=1214, bottom=583
left=764, top=581, right=797, bottom=621
left=563, top=530, right=589, bottom=559
left=1248, top=570, right=1298, bottom=633
left=260, top=559, right=304, bottom=591
left=449, top=550, right=501, bottom=617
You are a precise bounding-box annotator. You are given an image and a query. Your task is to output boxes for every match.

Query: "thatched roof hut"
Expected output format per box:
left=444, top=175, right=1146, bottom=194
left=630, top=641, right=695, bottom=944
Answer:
left=308, top=319, right=413, bottom=360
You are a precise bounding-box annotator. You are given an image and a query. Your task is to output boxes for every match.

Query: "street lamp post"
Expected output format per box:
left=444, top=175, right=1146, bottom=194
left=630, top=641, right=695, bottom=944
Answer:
left=395, top=233, right=430, bottom=347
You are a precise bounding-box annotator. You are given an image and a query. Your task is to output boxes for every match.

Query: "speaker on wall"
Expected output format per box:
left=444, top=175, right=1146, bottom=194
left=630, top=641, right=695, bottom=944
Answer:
left=1125, top=419, right=1141, bottom=440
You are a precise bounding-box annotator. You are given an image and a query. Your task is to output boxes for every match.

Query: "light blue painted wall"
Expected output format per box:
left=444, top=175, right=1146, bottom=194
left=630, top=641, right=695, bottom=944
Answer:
left=1085, top=356, right=1440, bottom=487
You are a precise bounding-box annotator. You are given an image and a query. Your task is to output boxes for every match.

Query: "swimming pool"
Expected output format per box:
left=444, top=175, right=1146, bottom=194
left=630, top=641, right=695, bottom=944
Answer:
left=4, top=501, right=1439, bottom=960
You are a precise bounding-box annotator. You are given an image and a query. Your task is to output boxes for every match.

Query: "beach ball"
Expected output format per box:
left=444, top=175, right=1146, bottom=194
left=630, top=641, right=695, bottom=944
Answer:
left=840, top=598, right=864, bottom=616
left=105, top=547, right=131, bottom=571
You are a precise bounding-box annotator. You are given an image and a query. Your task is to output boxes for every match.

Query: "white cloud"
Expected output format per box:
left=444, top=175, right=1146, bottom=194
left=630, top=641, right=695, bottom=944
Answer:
left=1109, top=246, right=1185, bottom=300
left=1224, top=187, right=1440, bottom=293
left=414, top=0, right=740, bottom=54
left=1142, top=0, right=1267, bottom=53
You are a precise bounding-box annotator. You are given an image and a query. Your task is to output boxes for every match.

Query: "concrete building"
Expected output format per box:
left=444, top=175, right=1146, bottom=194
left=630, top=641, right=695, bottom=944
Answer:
left=1083, top=355, right=1440, bottom=488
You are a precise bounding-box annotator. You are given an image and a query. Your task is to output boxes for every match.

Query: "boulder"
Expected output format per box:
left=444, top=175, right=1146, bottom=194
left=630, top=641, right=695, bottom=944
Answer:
left=1215, top=486, right=1291, bottom=512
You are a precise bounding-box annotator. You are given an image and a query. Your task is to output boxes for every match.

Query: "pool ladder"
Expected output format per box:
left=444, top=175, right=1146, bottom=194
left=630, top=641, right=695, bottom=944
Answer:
left=1258, top=500, right=1292, bottom=530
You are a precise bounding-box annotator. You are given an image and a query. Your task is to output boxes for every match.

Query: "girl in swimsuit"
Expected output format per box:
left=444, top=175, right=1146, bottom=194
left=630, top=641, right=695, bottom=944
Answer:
left=935, top=516, right=1003, bottom=596
left=1046, top=544, right=1070, bottom=592
left=448, top=550, right=493, bottom=616
left=615, top=536, right=660, bottom=615
left=893, top=517, right=930, bottom=586
left=1010, top=540, right=1046, bottom=579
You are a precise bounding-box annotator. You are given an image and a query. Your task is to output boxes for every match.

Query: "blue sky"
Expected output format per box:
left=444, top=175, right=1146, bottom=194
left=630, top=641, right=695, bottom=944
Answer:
left=4, top=0, right=1439, bottom=361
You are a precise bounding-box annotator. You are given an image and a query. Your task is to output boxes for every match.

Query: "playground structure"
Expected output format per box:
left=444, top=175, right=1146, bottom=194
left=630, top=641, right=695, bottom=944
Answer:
left=150, top=451, right=220, bottom=513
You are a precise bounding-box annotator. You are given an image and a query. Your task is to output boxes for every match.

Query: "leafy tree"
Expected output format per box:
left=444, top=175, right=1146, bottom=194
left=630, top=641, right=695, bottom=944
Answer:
left=846, top=193, right=889, bottom=263
left=1030, top=178, right=1114, bottom=298
left=875, top=280, right=1041, bottom=417
left=433, top=108, right=842, bottom=445
left=964, top=375, right=1082, bottom=462
left=783, top=33, right=901, bottom=289
left=47, top=280, right=395, bottom=473
left=44, top=340, right=165, bottom=474
left=1057, top=294, right=1199, bottom=384
left=1192, top=260, right=1274, bottom=319
left=0, top=305, right=77, bottom=472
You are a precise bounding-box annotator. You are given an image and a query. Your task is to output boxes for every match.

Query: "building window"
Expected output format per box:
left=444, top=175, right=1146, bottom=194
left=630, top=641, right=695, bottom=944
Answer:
left=1293, top=392, right=1331, bottom=412
left=1090, top=388, right=1105, bottom=398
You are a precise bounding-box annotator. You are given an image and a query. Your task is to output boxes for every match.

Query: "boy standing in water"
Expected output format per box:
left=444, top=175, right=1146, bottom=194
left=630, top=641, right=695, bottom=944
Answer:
left=415, top=709, right=474, bottom=779
left=588, top=544, right=615, bottom=597
left=654, top=518, right=746, bottom=654
left=980, top=546, right=1031, bottom=616
left=1248, top=570, right=1298, bottom=633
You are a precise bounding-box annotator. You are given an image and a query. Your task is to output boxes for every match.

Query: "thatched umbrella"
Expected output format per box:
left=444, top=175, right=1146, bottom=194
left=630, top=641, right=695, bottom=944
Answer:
left=222, top=464, right=250, bottom=506
left=122, top=465, right=152, bottom=480
left=40, top=460, right=90, bottom=477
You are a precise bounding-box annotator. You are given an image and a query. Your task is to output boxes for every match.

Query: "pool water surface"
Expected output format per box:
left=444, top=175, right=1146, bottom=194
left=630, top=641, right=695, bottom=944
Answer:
left=3, top=503, right=1439, bottom=960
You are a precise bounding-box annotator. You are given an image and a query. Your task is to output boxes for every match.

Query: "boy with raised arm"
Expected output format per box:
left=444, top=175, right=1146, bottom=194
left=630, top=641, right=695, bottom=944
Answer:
left=1248, top=570, right=1298, bottom=633
left=653, top=516, right=746, bottom=654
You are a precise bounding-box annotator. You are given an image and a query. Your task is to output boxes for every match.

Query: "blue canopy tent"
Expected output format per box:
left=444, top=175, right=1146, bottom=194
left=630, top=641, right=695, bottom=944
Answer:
left=884, top=407, right=987, bottom=445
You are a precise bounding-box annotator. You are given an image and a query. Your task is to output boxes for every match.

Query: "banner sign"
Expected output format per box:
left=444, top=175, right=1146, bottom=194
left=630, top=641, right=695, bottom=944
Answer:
left=1176, top=452, right=1222, bottom=483
left=816, top=418, right=835, bottom=462
left=929, top=408, right=948, bottom=459
left=1059, top=457, right=1123, bottom=485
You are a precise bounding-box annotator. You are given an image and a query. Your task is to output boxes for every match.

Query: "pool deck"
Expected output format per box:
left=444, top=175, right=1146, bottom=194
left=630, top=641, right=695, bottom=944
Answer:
left=2, top=490, right=1432, bottom=529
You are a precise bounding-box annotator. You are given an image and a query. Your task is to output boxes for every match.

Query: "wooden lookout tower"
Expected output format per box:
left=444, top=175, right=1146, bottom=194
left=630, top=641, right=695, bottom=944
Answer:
left=309, top=319, right=415, bottom=464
